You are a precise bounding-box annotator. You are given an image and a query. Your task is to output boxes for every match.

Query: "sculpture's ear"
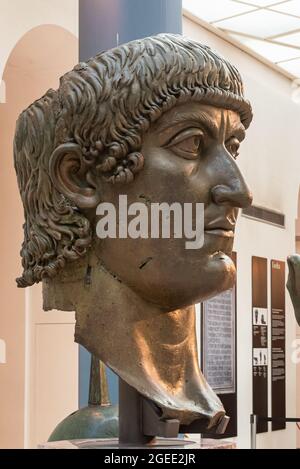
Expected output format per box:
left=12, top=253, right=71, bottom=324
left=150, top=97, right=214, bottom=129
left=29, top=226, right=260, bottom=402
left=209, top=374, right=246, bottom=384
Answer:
left=49, top=143, right=100, bottom=209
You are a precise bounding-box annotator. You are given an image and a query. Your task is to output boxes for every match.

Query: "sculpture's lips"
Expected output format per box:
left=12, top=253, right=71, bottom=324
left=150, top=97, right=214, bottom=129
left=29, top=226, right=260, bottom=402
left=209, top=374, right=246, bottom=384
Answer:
left=204, top=219, right=235, bottom=238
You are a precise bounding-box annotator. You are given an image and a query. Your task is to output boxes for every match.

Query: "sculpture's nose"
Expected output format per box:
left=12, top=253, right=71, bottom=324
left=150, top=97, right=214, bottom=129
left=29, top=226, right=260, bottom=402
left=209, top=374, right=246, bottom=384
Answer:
left=211, top=146, right=253, bottom=209
left=212, top=182, right=253, bottom=208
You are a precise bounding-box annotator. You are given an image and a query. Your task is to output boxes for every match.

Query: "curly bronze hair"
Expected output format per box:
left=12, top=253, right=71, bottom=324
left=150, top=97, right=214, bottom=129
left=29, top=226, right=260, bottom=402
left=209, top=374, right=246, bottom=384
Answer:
left=14, top=33, right=252, bottom=288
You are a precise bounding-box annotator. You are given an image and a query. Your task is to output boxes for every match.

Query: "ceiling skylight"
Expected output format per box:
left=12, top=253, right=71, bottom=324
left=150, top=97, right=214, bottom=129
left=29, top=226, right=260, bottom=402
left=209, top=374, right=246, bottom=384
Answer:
left=183, top=0, right=300, bottom=80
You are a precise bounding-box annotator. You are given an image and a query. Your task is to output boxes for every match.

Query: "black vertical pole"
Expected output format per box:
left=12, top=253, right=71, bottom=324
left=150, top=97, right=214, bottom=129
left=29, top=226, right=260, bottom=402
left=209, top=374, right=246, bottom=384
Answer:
left=79, top=0, right=182, bottom=61
left=119, top=378, right=155, bottom=445
left=78, top=0, right=182, bottom=444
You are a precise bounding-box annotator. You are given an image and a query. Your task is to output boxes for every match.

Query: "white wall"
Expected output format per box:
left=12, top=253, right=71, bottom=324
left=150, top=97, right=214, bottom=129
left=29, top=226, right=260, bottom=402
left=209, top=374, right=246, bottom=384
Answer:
left=0, top=0, right=79, bottom=449
left=0, top=0, right=78, bottom=87
left=25, top=285, right=78, bottom=448
left=184, top=15, right=300, bottom=449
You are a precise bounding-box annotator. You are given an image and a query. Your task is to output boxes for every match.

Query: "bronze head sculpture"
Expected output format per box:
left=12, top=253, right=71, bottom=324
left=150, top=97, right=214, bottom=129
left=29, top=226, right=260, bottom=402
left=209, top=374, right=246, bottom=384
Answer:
left=14, top=34, right=253, bottom=432
left=287, top=255, right=300, bottom=326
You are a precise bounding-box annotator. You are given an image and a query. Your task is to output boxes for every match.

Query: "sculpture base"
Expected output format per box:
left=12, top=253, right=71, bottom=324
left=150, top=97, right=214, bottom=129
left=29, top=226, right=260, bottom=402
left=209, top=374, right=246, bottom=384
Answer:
left=48, top=404, right=119, bottom=442
left=38, top=437, right=236, bottom=449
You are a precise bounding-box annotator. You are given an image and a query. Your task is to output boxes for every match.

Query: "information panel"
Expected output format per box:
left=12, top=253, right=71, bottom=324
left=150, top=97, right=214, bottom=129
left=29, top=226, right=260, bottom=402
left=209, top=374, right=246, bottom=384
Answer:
left=201, top=252, right=237, bottom=437
left=271, top=259, right=286, bottom=431
left=202, top=287, right=235, bottom=394
left=252, top=256, right=268, bottom=433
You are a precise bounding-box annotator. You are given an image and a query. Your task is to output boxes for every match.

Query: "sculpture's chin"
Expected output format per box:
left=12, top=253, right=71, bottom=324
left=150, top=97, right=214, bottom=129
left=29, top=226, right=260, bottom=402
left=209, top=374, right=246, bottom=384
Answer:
left=202, top=251, right=236, bottom=297
left=128, top=251, right=237, bottom=312
left=184, top=250, right=236, bottom=308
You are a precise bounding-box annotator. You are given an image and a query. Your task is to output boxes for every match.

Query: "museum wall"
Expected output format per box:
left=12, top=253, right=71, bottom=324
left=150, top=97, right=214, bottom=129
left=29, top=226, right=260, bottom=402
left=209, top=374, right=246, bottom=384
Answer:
left=0, top=0, right=79, bottom=449
left=183, top=15, right=300, bottom=449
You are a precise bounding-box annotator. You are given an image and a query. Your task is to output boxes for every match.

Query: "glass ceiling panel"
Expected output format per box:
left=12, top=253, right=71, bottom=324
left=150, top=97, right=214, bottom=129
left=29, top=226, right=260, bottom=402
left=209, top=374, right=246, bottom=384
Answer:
left=182, top=0, right=254, bottom=23
left=277, top=31, right=300, bottom=47
left=271, top=0, right=300, bottom=17
left=229, top=33, right=300, bottom=61
left=279, top=57, right=300, bottom=75
left=233, top=0, right=285, bottom=5
left=183, top=0, right=300, bottom=77
left=214, top=9, right=300, bottom=38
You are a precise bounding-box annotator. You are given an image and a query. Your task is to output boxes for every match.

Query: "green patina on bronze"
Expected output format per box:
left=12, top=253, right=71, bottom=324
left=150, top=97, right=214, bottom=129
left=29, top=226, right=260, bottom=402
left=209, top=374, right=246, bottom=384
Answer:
left=48, top=356, right=118, bottom=441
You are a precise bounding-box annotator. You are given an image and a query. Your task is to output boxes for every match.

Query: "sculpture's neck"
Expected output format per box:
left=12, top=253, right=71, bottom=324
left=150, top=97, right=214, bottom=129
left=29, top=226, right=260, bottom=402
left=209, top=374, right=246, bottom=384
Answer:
left=80, top=259, right=195, bottom=392
left=42, top=252, right=224, bottom=425
left=133, top=306, right=195, bottom=391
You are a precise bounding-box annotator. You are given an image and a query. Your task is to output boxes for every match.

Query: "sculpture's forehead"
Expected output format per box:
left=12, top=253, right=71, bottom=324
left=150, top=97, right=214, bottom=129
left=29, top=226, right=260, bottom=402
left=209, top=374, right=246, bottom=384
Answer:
left=152, top=102, right=245, bottom=140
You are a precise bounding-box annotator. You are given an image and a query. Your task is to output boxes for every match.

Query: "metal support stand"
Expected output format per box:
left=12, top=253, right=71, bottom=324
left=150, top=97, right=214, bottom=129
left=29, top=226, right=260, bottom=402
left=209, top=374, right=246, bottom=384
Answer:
left=250, top=414, right=257, bottom=449
left=119, top=378, right=180, bottom=445
left=119, top=378, right=154, bottom=445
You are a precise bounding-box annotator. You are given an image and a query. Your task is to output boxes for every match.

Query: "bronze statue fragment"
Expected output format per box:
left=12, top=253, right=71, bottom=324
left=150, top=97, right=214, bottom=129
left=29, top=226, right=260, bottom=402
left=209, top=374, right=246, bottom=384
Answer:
left=287, top=255, right=300, bottom=326
left=14, top=34, right=252, bottom=442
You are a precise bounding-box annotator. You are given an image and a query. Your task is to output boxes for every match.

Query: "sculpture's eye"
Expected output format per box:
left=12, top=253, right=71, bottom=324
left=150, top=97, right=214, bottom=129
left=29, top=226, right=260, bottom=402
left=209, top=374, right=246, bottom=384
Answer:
left=166, top=128, right=204, bottom=160
left=226, top=137, right=240, bottom=159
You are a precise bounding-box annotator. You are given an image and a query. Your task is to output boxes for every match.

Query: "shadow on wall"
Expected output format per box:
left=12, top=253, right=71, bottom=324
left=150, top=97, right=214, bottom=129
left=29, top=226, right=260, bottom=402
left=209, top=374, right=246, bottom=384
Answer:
left=0, top=24, right=78, bottom=449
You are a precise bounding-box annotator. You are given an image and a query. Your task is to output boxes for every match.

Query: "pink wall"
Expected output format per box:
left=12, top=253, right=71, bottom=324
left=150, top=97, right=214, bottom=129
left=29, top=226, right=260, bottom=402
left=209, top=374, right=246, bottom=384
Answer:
left=0, top=25, right=77, bottom=448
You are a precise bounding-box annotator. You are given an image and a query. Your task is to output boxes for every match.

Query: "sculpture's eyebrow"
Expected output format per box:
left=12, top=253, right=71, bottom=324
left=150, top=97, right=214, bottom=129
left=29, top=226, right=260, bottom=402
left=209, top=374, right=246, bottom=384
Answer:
left=157, top=110, right=246, bottom=143
left=158, top=111, right=219, bottom=138
left=229, top=123, right=246, bottom=142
